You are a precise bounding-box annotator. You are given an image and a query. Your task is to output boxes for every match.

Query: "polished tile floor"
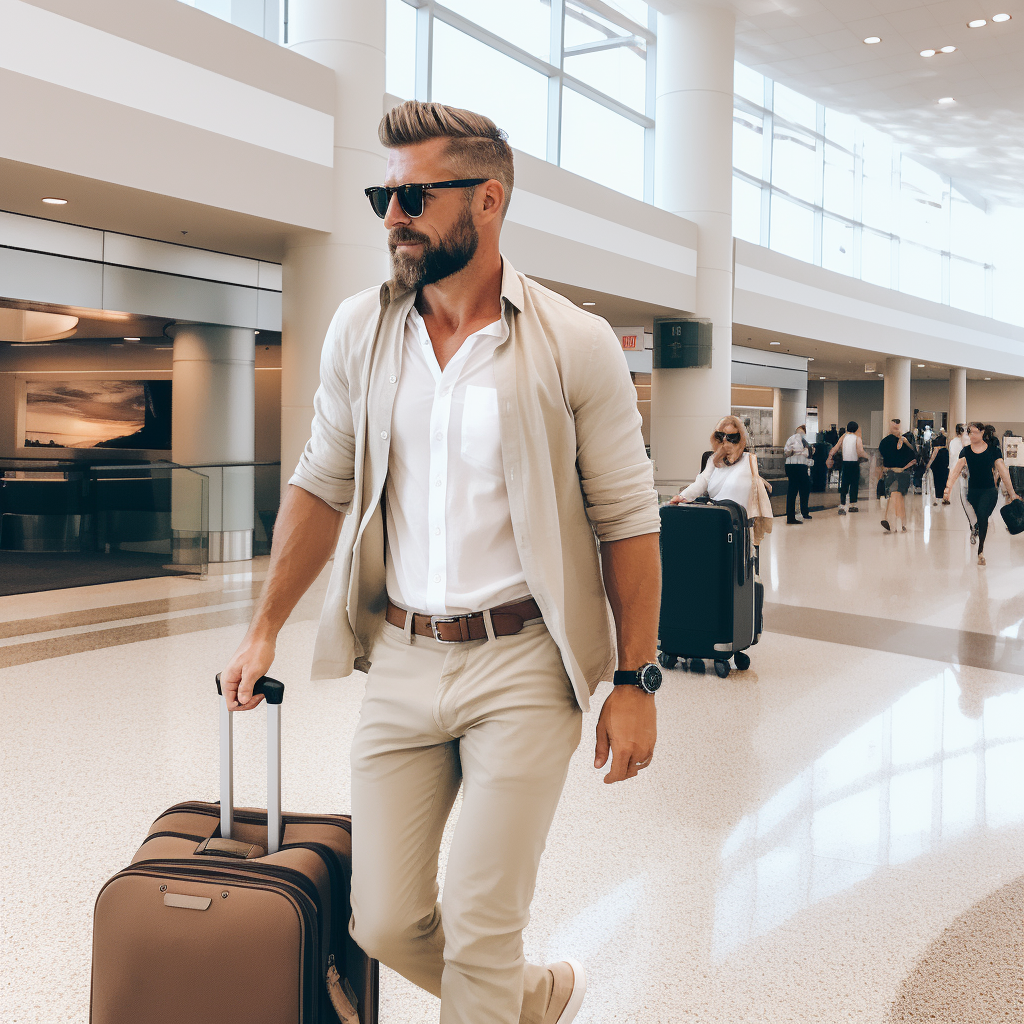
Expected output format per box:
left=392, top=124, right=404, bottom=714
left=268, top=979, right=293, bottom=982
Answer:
left=2, top=490, right=1022, bottom=1022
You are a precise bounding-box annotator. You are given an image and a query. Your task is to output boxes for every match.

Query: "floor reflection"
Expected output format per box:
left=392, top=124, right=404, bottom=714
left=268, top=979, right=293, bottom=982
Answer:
left=714, top=669, right=1024, bottom=959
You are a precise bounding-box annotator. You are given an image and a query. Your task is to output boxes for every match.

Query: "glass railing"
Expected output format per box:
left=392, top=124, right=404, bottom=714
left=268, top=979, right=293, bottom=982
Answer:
left=0, top=460, right=280, bottom=595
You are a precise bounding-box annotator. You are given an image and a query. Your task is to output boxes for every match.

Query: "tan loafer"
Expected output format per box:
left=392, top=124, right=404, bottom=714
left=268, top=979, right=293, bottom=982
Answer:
left=546, top=959, right=586, bottom=1024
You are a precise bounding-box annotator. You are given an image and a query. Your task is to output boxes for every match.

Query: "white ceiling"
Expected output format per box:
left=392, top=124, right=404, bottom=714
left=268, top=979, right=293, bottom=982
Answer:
left=653, top=0, right=1024, bottom=207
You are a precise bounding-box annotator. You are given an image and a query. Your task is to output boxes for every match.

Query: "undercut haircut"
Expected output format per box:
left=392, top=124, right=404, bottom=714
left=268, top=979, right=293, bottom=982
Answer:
left=379, top=100, right=514, bottom=217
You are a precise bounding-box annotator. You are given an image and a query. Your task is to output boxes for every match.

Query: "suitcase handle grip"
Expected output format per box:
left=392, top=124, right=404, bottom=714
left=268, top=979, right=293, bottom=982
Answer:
left=214, top=673, right=284, bottom=704
left=214, top=674, right=284, bottom=854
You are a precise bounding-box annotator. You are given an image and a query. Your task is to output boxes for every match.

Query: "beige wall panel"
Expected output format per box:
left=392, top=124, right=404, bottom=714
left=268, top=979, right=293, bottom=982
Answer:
left=0, top=245, right=103, bottom=308
left=256, top=289, right=283, bottom=332
left=255, top=366, right=282, bottom=463
left=102, top=265, right=258, bottom=326
left=21, top=0, right=334, bottom=112
left=0, top=69, right=333, bottom=233
left=501, top=222, right=696, bottom=313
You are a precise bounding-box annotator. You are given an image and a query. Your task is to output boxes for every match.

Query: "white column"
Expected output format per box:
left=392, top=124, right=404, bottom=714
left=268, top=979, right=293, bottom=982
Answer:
left=822, top=381, right=839, bottom=434
left=949, top=367, right=967, bottom=432
left=169, top=325, right=256, bottom=562
left=773, top=387, right=807, bottom=446
left=280, top=0, right=390, bottom=495
left=651, top=3, right=735, bottom=493
left=883, top=356, right=911, bottom=433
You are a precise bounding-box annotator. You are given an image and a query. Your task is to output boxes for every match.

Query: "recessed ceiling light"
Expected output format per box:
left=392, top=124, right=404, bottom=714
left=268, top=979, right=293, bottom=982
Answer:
left=124, top=337, right=140, bottom=342
left=808, top=357, right=814, bottom=361
left=878, top=373, right=884, bottom=377
left=920, top=48, right=937, bottom=56
left=992, top=13, right=1011, bottom=22
left=770, top=341, right=781, bottom=345
left=42, top=197, right=67, bottom=205
left=968, top=18, right=986, bottom=27
left=819, top=376, right=826, bottom=380
left=917, top=363, right=925, bottom=367
left=581, top=301, right=596, bottom=306
left=863, top=35, right=881, bottom=44
left=985, top=376, right=991, bottom=380
left=940, top=45, right=957, bottom=53
left=938, top=96, right=956, bottom=104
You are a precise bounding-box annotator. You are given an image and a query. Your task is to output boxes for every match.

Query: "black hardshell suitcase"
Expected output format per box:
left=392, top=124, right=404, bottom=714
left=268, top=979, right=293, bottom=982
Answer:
left=90, top=677, right=378, bottom=1024
left=658, top=499, right=761, bottom=678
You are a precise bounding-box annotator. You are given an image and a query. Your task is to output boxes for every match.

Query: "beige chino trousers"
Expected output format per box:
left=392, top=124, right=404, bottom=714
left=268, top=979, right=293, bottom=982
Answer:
left=349, top=618, right=583, bottom=1024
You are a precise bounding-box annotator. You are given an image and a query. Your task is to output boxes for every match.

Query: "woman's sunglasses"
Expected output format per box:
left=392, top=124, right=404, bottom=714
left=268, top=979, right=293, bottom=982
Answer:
left=714, top=431, right=742, bottom=443
left=364, top=179, right=488, bottom=219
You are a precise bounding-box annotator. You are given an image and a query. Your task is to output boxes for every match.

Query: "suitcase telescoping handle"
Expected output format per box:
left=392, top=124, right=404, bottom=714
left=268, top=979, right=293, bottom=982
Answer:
left=213, top=674, right=285, bottom=854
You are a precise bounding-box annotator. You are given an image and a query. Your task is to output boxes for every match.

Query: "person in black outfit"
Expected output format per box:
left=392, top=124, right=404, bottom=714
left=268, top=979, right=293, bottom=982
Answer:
left=878, top=418, right=917, bottom=533
left=944, top=422, right=1019, bottom=565
left=927, top=434, right=950, bottom=505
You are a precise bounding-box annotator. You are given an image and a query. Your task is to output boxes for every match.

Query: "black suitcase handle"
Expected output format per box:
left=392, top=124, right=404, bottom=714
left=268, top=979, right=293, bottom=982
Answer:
left=213, top=673, right=286, bottom=853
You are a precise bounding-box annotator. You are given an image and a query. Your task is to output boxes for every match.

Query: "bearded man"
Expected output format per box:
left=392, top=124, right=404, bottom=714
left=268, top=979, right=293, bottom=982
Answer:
left=221, top=100, right=661, bottom=1024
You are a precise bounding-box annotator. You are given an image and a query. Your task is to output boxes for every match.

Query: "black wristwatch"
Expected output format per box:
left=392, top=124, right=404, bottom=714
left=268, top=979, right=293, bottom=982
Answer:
left=613, top=663, right=662, bottom=693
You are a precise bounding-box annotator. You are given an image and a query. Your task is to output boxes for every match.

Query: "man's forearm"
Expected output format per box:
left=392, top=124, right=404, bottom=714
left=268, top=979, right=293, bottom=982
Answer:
left=600, top=532, right=661, bottom=669
left=248, top=484, right=344, bottom=641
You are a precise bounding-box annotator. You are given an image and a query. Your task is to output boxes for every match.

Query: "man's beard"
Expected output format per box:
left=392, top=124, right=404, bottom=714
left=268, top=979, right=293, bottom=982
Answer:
left=389, top=205, right=479, bottom=291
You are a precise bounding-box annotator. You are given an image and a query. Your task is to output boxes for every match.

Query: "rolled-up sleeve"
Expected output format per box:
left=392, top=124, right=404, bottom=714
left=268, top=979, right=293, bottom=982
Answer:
left=288, top=307, right=357, bottom=512
left=574, top=319, right=660, bottom=543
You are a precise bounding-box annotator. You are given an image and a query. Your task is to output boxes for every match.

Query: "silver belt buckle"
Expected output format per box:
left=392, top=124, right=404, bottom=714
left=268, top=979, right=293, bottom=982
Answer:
left=429, top=614, right=463, bottom=643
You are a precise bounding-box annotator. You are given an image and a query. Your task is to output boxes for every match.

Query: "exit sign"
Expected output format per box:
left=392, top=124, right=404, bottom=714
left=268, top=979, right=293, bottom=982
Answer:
left=615, top=325, right=644, bottom=351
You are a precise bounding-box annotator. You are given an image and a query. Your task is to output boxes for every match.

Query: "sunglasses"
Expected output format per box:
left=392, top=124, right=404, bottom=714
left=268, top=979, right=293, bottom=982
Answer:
left=714, top=431, right=742, bottom=444
left=364, top=179, right=488, bottom=219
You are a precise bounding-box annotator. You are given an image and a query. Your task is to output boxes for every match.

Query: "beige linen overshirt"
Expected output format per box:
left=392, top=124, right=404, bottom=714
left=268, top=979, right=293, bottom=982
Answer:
left=289, top=257, right=660, bottom=711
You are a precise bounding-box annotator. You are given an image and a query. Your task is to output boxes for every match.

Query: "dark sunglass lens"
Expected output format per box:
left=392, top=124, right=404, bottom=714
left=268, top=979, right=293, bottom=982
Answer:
left=713, top=432, right=724, bottom=441
left=398, top=184, right=424, bottom=218
left=366, top=188, right=389, bottom=219
left=727, top=433, right=741, bottom=443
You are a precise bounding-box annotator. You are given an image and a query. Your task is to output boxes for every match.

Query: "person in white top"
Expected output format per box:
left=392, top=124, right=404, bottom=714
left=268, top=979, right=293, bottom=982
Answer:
left=669, top=415, right=772, bottom=517
left=221, top=101, right=660, bottom=1024
left=947, top=422, right=976, bottom=531
left=783, top=424, right=813, bottom=524
left=826, top=421, right=866, bottom=514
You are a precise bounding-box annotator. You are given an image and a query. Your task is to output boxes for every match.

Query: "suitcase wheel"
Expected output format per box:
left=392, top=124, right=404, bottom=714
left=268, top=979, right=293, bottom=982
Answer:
left=658, top=651, right=678, bottom=669
left=733, top=651, right=750, bottom=671
left=714, top=660, right=731, bottom=678
left=690, top=659, right=706, bottom=675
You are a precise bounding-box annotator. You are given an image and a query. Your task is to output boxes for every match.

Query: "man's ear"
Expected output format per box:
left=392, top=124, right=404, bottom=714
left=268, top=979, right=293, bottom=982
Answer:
left=479, top=179, right=505, bottom=222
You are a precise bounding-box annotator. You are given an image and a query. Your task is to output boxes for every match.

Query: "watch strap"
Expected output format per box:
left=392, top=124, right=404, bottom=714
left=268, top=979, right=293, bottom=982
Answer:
left=613, top=669, right=641, bottom=686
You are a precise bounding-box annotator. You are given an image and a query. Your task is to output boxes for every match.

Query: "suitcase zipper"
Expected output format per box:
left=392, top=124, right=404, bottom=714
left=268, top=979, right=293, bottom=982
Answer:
left=110, top=862, right=320, bottom=1023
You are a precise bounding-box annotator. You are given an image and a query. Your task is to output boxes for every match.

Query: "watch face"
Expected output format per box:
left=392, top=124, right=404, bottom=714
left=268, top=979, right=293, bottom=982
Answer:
left=640, top=663, right=662, bottom=693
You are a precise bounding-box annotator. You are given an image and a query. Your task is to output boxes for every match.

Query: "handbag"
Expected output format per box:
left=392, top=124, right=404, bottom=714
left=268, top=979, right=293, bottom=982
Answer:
left=1000, top=496, right=1024, bottom=536
left=747, top=453, right=774, bottom=546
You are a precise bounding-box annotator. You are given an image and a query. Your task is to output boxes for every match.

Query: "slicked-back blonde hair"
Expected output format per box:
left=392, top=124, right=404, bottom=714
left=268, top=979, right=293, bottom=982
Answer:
left=379, top=100, right=514, bottom=217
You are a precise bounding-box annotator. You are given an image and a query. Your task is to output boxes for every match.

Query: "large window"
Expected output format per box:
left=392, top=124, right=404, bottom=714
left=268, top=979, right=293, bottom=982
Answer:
left=732, top=61, right=1019, bottom=325
left=385, top=0, right=655, bottom=202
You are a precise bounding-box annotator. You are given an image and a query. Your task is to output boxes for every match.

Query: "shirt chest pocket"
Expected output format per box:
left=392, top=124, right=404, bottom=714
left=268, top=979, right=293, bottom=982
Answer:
left=460, top=385, right=503, bottom=476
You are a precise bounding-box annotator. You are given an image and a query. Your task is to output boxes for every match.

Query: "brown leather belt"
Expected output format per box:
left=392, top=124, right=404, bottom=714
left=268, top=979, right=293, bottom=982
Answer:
left=385, top=597, right=542, bottom=644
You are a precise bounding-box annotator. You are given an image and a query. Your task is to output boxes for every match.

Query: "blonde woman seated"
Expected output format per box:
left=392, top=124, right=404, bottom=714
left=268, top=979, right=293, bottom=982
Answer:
left=669, top=416, right=774, bottom=542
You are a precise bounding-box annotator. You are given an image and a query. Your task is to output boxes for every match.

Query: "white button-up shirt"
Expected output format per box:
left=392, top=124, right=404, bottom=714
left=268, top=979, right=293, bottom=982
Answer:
left=384, top=306, right=530, bottom=615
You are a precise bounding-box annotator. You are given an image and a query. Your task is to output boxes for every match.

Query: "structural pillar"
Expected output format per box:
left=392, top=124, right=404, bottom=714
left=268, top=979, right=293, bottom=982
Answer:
left=883, top=356, right=911, bottom=434
left=651, top=2, right=735, bottom=493
left=949, top=367, right=967, bottom=432
left=772, top=387, right=807, bottom=446
left=169, top=325, right=256, bottom=562
left=280, top=0, right=389, bottom=495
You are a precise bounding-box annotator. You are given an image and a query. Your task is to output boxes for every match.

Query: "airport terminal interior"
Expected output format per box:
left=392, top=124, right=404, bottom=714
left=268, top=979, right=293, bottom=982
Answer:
left=2, top=0, right=1023, bottom=1021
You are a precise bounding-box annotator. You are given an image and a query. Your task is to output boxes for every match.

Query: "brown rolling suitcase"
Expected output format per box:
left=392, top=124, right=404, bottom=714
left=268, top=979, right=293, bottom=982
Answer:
left=90, top=676, right=378, bottom=1024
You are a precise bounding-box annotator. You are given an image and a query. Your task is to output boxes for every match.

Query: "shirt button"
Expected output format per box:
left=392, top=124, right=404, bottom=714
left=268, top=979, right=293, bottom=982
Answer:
left=380, top=431, right=388, bottom=440
left=435, top=527, right=441, bottom=536
left=433, top=574, right=441, bottom=583
left=389, top=375, right=397, bottom=384
left=435, top=478, right=442, bottom=487
left=435, top=432, right=443, bottom=440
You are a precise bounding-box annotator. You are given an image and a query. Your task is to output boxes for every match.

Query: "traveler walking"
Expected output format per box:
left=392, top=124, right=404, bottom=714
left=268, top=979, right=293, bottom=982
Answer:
left=948, top=423, right=976, bottom=536
left=927, top=434, right=950, bottom=505
left=944, top=422, right=1019, bottom=565
left=783, top=424, right=813, bottom=523
left=669, top=415, right=774, bottom=543
left=220, top=101, right=662, bottom=1024
left=878, top=418, right=917, bottom=533
left=826, top=421, right=866, bottom=515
